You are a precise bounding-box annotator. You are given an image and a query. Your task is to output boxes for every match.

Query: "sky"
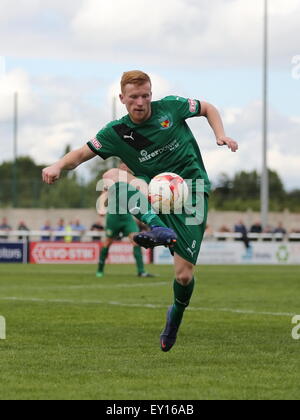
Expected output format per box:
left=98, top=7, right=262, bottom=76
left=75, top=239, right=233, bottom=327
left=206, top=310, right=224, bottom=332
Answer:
left=0, top=0, right=299, bottom=190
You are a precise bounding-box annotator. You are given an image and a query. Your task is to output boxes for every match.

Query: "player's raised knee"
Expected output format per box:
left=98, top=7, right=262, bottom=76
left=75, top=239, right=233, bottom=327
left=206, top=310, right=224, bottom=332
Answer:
left=176, top=274, right=194, bottom=286
left=103, top=168, right=121, bottom=182
left=103, top=168, right=133, bottom=184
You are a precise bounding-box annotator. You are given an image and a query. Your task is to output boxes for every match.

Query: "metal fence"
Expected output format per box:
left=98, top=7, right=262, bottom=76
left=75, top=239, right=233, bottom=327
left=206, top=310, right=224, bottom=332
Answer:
left=1, top=230, right=300, bottom=242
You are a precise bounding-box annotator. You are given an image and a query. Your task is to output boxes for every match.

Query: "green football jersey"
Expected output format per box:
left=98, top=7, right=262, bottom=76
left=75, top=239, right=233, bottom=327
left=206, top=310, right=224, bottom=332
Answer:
left=87, top=96, right=211, bottom=194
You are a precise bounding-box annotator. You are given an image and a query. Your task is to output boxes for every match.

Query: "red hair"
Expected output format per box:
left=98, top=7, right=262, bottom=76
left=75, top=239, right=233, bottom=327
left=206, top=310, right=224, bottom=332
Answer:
left=121, top=70, right=151, bottom=93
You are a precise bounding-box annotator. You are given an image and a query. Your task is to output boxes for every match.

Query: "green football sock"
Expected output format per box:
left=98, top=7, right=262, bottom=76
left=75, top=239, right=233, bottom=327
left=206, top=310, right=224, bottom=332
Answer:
left=170, top=278, right=195, bottom=327
left=98, top=246, right=109, bottom=272
left=110, top=182, right=167, bottom=228
left=133, top=246, right=145, bottom=275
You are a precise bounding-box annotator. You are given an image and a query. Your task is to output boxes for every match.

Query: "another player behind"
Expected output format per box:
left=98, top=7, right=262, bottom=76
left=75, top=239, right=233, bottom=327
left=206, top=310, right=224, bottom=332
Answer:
left=96, top=163, right=154, bottom=279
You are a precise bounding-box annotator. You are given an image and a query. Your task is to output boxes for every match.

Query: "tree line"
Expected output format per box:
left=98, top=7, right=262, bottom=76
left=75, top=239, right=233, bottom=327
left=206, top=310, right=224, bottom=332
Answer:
left=211, top=170, right=300, bottom=211
left=0, top=155, right=299, bottom=211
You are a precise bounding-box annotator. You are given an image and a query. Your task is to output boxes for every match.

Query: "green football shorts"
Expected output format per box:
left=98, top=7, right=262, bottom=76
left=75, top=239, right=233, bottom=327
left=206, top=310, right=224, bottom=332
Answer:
left=159, top=193, right=209, bottom=265
left=105, top=213, right=139, bottom=239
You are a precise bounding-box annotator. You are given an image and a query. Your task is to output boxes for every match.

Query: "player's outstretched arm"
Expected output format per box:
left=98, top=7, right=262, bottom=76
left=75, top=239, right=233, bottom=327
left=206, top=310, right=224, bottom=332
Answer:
left=200, top=101, right=238, bottom=152
left=42, top=144, right=96, bottom=185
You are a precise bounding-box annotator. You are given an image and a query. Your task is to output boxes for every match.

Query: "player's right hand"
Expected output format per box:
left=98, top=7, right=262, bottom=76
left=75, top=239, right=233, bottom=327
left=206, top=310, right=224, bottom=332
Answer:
left=42, top=165, right=61, bottom=185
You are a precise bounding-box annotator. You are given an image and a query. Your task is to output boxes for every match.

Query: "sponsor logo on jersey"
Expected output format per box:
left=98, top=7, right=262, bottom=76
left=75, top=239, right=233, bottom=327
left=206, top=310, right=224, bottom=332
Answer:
left=91, top=138, right=102, bottom=150
left=188, top=99, right=197, bottom=113
left=138, top=139, right=180, bottom=163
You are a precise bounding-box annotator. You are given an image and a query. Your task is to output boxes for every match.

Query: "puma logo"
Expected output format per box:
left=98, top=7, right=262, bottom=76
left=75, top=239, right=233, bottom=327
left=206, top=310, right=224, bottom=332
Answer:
left=187, top=248, right=196, bottom=257
left=123, top=132, right=135, bottom=141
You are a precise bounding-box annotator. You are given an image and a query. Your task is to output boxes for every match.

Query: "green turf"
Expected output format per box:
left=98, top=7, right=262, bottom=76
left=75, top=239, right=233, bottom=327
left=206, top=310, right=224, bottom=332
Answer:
left=0, top=264, right=299, bottom=400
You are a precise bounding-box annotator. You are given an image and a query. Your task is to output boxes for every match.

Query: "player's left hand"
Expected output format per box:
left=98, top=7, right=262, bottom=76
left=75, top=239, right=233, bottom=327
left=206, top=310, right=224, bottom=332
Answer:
left=217, top=136, right=239, bottom=152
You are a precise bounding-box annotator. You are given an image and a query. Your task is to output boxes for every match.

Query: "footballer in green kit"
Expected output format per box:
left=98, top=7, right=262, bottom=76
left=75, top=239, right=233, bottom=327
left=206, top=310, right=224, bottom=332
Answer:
left=43, top=70, right=238, bottom=352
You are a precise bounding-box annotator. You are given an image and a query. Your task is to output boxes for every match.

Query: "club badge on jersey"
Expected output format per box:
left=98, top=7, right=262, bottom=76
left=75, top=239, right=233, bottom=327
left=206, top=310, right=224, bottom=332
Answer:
left=159, top=115, right=173, bottom=130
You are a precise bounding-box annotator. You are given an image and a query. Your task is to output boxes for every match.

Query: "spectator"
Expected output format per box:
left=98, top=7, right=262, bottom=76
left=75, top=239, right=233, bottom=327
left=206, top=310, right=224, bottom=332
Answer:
left=204, top=224, right=214, bottom=240
left=250, top=221, right=263, bottom=234
left=292, top=228, right=300, bottom=234
left=91, top=218, right=104, bottom=241
left=64, top=221, right=73, bottom=243
left=290, top=228, right=300, bottom=242
left=249, top=221, right=262, bottom=242
left=219, top=225, right=231, bottom=233
left=263, top=225, right=273, bottom=233
left=273, top=222, right=287, bottom=235
left=17, top=221, right=30, bottom=241
left=41, top=220, right=52, bottom=241
left=71, top=219, right=86, bottom=242
left=217, top=225, right=231, bottom=241
left=0, top=217, right=12, bottom=240
left=273, top=222, right=287, bottom=241
left=54, top=219, right=65, bottom=242
left=262, top=225, right=274, bottom=241
left=234, top=220, right=250, bottom=249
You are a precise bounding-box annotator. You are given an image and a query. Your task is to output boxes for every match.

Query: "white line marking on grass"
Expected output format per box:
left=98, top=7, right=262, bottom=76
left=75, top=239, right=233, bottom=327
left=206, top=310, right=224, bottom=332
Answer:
left=187, top=306, right=296, bottom=317
left=55, top=281, right=169, bottom=290
left=0, top=269, right=158, bottom=277
left=0, top=282, right=169, bottom=292
left=0, top=297, right=295, bottom=317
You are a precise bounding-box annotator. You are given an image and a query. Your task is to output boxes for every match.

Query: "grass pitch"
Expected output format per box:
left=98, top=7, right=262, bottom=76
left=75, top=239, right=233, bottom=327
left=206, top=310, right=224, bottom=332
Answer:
left=0, top=263, right=299, bottom=400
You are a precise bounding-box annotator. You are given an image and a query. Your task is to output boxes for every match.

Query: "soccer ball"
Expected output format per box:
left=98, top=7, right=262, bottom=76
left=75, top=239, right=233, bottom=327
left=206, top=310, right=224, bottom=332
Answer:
left=148, top=172, right=189, bottom=213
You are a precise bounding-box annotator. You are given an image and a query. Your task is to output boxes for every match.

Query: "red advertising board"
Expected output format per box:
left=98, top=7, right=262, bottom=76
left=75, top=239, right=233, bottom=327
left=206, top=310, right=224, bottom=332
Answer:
left=30, top=242, right=151, bottom=265
left=30, top=242, right=100, bottom=264
left=106, top=243, right=151, bottom=264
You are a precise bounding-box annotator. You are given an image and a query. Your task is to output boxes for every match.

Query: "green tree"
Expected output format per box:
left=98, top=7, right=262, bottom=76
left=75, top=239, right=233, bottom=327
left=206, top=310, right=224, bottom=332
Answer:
left=211, top=169, right=287, bottom=211
left=0, top=157, right=45, bottom=208
left=0, top=155, right=296, bottom=212
left=286, top=189, right=300, bottom=212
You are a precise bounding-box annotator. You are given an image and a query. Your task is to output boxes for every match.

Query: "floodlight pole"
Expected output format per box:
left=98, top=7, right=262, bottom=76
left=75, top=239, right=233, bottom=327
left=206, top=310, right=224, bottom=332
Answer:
left=261, top=0, right=269, bottom=229
left=112, top=96, right=119, bottom=168
left=112, top=95, right=117, bottom=121
left=12, top=91, right=18, bottom=208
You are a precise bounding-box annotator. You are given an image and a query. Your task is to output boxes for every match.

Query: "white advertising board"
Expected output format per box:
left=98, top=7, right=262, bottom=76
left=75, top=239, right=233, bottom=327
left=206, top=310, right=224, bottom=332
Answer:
left=153, top=242, right=300, bottom=265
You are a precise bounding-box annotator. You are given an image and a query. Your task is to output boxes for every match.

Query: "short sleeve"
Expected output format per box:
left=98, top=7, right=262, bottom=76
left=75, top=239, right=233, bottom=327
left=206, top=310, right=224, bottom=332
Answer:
left=87, top=126, right=116, bottom=160
left=161, top=96, right=201, bottom=120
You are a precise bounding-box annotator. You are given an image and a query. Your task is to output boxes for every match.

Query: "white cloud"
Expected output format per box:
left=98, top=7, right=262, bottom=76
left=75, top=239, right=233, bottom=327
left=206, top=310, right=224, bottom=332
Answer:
left=0, top=0, right=41, bottom=21
left=68, top=0, right=300, bottom=66
left=0, top=68, right=102, bottom=165
left=71, top=0, right=202, bottom=50
left=1, top=0, right=299, bottom=67
left=270, top=0, right=299, bottom=15
left=269, top=147, right=300, bottom=190
left=0, top=70, right=37, bottom=120
left=0, top=0, right=81, bottom=21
